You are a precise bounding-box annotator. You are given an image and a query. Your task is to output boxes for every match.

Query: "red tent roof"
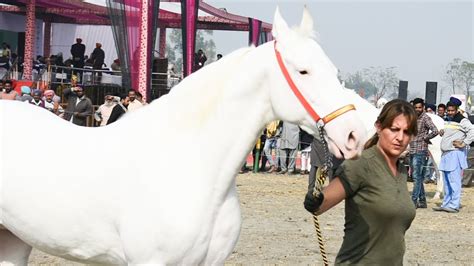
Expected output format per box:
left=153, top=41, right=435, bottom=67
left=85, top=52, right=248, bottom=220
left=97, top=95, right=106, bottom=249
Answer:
left=0, top=0, right=272, bottom=31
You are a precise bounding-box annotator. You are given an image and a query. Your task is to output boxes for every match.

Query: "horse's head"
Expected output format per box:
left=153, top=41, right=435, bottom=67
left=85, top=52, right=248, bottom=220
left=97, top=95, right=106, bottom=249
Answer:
left=268, top=7, right=366, bottom=159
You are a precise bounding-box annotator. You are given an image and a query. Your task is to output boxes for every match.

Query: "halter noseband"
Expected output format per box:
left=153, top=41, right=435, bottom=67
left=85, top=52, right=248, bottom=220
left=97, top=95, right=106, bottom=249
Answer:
left=273, top=41, right=355, bottom=127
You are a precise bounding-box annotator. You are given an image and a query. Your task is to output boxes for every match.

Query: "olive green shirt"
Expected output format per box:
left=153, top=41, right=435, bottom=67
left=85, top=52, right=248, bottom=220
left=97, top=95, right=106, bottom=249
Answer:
left=334, top=145, right=416, bottom=265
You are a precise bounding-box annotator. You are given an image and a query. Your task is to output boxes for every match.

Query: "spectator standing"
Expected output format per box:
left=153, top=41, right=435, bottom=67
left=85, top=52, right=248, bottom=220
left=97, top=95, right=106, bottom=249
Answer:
left=16, top=86, right=33, bottom=102
left=111, top=59, right=121, bottom=74
left=90, top=43, right=105, bottom=82
left=425, top=104, right=436, bottom=114
left=0, top=80, right=18, bottom=100
left=409, top=98, right=438, bottom=209
left=263, top=120, right=281, bottom=173
left=43, top=89, right=63, bottom=115
left=299, top=129, right=314, bottom=175
left=127, top=90, right=143, bottom=112
left=29, top=89, right=45, bottom=108
left=194, top=49, right=207, bottom=71
left=278, top=122, right=300, bottom=174
left=462, top=114, right=474, bottom=188
left=434, top=98, right=474, bottom=213
left=0, top=42, right=11, bottom=70
left=94, top=94, right=116, bottom=126
left=70, top=38, right=86, bottom=69
left=438, top=103, right=447, bottom=120
left=107, top=94, right=129, bottom=125
left=63, top=86, right=93, bottom=126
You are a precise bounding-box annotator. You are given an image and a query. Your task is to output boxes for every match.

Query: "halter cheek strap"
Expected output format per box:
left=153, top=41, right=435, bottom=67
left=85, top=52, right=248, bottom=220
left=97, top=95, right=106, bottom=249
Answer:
left=274, top=41, right=355, bottom=126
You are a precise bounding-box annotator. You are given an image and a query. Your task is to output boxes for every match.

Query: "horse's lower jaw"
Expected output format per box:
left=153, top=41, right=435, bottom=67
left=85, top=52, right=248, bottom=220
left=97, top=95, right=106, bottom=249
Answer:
left=328, top=139, right=360, bottom=160
left=328, top=140, right=344, bottom=159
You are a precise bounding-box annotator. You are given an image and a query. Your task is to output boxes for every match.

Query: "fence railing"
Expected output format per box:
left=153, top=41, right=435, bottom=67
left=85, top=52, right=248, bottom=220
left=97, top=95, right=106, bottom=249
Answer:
left=1, top=64, right=182, bottom=88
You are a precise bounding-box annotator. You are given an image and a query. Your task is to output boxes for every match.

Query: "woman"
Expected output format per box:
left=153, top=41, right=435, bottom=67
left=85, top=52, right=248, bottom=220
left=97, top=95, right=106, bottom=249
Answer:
left=304, top=99, right=417, bottom=265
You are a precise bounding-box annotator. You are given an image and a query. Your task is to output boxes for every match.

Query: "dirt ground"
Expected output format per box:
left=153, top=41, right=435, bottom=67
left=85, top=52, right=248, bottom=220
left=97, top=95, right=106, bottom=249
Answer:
left=29, top=172, right=473, bottom=265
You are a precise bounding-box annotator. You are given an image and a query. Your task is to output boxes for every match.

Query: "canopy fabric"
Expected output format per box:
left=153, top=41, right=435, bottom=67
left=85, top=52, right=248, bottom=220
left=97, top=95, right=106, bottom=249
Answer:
left=0, top=0, right=272, bottom=32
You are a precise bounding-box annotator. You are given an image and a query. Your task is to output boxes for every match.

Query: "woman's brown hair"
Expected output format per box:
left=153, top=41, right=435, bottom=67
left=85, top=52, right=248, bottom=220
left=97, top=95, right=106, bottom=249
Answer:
left=364, top=99, right=418, bottom=149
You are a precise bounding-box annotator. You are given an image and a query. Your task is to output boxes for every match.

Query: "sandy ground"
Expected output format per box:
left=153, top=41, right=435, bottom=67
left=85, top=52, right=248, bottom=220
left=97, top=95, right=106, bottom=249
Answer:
left=28, top=172, right=473, bottom=265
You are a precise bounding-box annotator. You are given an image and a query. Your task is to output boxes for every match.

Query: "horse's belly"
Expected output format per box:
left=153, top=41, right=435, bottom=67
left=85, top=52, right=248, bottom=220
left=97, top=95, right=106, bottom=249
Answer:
left=1, top=177, right=127, bottom=264
left=3, top=212, right=126, bottom=264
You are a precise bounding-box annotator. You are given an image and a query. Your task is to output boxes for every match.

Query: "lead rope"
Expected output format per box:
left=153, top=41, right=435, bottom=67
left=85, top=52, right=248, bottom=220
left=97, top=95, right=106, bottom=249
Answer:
left=312, top=125, right=333, bottom=266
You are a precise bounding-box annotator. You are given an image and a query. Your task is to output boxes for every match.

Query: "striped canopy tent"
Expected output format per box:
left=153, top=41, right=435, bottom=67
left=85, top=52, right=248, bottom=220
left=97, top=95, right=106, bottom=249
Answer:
left=0, top=0, right=272, bottom=101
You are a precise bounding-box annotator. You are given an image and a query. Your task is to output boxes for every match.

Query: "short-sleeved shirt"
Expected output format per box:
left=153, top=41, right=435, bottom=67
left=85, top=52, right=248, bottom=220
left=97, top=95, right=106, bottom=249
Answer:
left=334, top=145, right=416, bottom=265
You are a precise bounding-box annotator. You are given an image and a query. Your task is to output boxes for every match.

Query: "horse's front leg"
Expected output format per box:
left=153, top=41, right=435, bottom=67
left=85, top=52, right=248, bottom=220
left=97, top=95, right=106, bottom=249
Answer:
left=0, top=229, right=32, bottom=266
left=203, top=185, right=242, bottom=265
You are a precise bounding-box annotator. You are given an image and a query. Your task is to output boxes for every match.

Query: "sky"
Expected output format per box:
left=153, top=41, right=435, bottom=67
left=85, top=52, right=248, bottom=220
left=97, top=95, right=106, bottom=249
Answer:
left=205, top=0, right=473, bottom=103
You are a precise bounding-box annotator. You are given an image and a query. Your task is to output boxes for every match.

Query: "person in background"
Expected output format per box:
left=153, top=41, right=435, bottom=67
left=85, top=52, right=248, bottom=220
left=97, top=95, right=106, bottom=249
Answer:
left=262, top=120, right=280, bottom=173
left=299, top=129, right=313, bottom=175
left=127, top=89, right=144, bottom=112
left=91, top=43, right=105, bottom=82
left=0, top=80, right=18, bottom=100
left=434, top=97, right=474, bottom=213
left=111, top=59, right=121, bottom=74
left=95, top=94, right=116, bottom=126
left=70, top=38, right=86, bottom=69
left=135, top=91, right=147, bottom=105
left=425, top=103, right=436, bottom=114
left=107, top=94, right=129, bottom=125
left=304, top=99, right=417, bottom=264
left=216, top=54, right=223, bottom=60
left=16, top=86, right=33, bottom=102
left=462, top=113, right=474, bottom=188
left=63, top=86, right=93, bottom=126
left=277, top=122, right=300, bottom=175
left=437, top=103, right=447, bottom=120
left=29, top=89, right=45, bottom=108
left=194, top=49, right=207, bottom=71
left=43, top=89, right=63, bottom=115
left=409, top=98, right=438, bottom=209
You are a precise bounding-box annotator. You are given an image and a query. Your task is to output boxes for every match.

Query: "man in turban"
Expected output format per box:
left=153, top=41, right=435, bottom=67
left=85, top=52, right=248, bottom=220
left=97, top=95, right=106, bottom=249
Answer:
left=434, top=97, right=474, bottom=213
left=16, top=85, right=33, bottom=102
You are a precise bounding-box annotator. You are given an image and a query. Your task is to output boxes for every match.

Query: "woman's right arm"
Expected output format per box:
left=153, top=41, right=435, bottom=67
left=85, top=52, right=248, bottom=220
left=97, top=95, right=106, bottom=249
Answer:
left=315, top=177, right=347, bottom=215
left=305, top=177, right=347, bottom=216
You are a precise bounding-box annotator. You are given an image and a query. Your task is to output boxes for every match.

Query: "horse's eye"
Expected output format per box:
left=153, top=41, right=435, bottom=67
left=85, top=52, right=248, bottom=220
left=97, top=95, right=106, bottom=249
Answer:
left=299, top=70, right=308, bottom=75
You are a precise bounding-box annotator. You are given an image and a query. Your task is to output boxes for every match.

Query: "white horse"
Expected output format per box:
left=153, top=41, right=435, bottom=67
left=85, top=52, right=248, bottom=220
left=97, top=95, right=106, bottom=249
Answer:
left=0, top=8, right=367, bottom=265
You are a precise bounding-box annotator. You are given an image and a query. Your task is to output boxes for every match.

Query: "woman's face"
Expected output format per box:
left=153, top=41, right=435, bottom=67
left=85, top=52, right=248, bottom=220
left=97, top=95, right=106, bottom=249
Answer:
left=376, top=114, right=412, bottom=159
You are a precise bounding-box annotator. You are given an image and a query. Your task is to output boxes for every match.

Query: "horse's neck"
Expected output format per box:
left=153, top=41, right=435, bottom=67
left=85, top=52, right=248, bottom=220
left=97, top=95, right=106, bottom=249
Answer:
left=161, top=46, right=274, bottom=189
left=205, top=48, right=274, bottom=177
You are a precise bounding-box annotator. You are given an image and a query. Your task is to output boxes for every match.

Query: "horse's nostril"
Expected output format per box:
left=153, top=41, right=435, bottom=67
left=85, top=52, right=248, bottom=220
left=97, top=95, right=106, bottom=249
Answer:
left=346, top=131, right=358, bottom=150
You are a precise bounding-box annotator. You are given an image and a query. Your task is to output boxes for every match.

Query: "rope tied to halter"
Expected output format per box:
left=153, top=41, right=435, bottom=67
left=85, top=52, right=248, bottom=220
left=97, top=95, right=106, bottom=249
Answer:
left=312, top=124, right=332, bottom=266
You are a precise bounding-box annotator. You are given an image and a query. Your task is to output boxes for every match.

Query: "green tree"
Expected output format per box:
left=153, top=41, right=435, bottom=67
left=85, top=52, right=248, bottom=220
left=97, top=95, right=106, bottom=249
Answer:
left=459, top=61, right=474, bottom=96
left=362, top=66, right=399, bottom=103
left=443, top=58, right=463, bottom=94
left=166, top=29, right=216, bottom=74
left=342, top=70, right=379, bottom=99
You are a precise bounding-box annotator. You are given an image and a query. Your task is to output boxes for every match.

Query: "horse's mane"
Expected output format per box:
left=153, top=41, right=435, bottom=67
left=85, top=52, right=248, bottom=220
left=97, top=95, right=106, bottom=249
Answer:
left=142, top=46, right=255, bottom=129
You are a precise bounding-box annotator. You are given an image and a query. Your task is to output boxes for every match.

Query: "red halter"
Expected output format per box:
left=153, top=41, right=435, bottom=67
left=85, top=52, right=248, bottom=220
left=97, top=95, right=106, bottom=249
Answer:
left=274, top=41, right=355, bottom=126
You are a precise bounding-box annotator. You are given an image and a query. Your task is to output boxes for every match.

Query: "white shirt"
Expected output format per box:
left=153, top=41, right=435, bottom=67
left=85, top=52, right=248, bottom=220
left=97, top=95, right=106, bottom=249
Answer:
left=127, top=99, right=143, bottom=112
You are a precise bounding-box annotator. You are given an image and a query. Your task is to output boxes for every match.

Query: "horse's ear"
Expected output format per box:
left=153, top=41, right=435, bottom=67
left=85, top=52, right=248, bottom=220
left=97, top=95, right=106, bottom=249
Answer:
left=272, top=6, right=290, bottom=41
left=299, top=6, right=314, bottom=37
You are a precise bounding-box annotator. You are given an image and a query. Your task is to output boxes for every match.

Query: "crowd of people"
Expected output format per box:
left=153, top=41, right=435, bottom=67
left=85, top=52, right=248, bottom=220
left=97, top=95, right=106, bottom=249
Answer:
left=0, top=78, right=146, bottom=126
